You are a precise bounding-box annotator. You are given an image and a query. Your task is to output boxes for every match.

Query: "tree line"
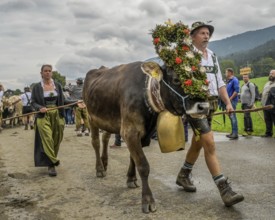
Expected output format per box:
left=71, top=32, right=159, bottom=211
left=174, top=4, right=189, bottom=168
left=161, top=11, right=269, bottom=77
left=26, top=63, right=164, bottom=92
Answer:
left=219, top=40, right=275, bottom=79
left=5, top=71, right=66, bottom=96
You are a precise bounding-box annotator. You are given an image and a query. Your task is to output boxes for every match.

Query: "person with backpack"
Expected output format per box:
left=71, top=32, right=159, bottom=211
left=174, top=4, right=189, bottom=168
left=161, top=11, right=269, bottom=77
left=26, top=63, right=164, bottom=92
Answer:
left=240, top=74, right=255, bottom=136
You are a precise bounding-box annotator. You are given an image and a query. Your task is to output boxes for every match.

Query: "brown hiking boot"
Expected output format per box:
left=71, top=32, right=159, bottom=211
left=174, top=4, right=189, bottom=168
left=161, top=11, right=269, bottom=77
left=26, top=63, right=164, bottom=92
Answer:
left=217, top=178, right=244, bottom=207
left=176, top=168, right=196, bottom=192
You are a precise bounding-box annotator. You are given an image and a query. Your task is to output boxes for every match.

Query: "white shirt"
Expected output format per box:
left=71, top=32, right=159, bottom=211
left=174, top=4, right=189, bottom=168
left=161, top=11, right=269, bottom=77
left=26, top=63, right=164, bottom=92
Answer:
left=200, top=48, right=225, bottom=96
left=20, top=92, right=31, bottom=106
left=0, top=90, right=3, bottom=102
left=261, top=81, right=275, bottom=106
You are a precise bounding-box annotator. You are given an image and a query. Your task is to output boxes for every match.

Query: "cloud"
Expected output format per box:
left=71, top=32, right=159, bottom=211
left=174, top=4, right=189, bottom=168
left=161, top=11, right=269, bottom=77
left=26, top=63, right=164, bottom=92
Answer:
left=138, top=0, right=167, bottom=17
left=1, top=0, right=275, bottom=90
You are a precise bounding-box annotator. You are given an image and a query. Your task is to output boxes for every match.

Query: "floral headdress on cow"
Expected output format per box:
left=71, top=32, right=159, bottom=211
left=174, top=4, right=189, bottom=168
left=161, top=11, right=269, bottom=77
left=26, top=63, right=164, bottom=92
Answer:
left=151, top=19, right=209, bottom=99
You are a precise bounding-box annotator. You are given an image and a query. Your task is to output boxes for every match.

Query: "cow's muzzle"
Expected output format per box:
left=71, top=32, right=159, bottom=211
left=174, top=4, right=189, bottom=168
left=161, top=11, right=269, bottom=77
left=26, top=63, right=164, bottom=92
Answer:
left=185, top=102, right=210, bottom=118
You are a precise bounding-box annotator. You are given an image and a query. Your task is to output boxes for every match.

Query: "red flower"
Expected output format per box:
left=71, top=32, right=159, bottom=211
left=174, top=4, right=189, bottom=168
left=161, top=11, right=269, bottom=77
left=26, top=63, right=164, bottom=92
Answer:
left=205, top=79, right=209, bottom=85
left=182, top=45, right=190, bottom=51
left=183, top=29, right=190, bottom=34
left=184, top=79, right=193, bottom=86
left=153, top=37, right=160, bottom=44
left=175, top=57, right=182, bottom=64
left=191, top=66, right=197, bottom=71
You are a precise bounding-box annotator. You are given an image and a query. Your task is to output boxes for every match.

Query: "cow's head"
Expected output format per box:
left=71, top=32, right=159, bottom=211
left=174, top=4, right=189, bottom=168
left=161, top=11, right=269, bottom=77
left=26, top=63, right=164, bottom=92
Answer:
left=2, top=96, right=15, bottom=114
left=161, top=67, right=209, bottom=116
left=142, top=62, right=209, bottom=117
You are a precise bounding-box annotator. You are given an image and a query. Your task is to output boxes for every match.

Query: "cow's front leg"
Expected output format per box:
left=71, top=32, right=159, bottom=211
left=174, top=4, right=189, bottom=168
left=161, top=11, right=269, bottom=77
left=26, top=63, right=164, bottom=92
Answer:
left=91, top=126, right=106, bottom=177
left=127, top=156, right=139, bottom=188
left=125, top=133, right=156, bottom=213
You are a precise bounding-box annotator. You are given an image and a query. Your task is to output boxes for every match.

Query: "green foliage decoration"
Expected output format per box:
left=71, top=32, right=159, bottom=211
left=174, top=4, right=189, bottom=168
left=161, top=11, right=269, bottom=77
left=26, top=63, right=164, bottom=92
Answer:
left=151, top=20, right=209, bottom=99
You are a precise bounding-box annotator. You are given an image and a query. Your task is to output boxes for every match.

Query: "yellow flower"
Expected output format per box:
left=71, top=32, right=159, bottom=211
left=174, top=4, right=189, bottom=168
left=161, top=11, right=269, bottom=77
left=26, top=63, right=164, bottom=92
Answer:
left=165, top=19, right=174, bottom=26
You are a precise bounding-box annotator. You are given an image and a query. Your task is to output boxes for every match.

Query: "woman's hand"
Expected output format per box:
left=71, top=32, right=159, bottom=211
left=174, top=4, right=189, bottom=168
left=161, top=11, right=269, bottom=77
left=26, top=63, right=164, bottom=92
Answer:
left=40, top=107, right=47, bottom=113
left=77, top=100, right=86, bottom=108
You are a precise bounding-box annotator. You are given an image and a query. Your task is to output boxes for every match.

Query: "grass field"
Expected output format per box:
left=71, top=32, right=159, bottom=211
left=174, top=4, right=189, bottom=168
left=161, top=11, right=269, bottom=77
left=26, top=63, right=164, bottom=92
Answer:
left=211, top=76, right=271, bottom=136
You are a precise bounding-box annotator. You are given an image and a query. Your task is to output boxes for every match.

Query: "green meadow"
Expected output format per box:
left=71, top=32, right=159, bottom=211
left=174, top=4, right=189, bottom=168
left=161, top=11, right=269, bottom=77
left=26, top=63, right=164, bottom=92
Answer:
left=211, top=76, right=270, bottom=136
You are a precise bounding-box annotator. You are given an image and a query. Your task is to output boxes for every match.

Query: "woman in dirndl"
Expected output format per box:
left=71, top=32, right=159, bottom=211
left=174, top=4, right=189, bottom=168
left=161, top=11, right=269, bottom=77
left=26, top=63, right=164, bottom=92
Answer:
left=31, top=64, right=77, bottom=177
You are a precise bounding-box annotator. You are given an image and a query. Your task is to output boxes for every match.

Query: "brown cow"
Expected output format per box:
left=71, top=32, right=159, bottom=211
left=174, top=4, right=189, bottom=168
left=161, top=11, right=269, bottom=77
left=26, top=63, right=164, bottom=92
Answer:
left=83, top=61, right=209, bottom=213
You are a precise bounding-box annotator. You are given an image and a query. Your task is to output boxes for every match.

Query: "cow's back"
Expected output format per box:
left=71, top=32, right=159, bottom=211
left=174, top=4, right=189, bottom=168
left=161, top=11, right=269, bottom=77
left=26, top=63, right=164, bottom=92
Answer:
left=83, top=61, right=154, bottom=134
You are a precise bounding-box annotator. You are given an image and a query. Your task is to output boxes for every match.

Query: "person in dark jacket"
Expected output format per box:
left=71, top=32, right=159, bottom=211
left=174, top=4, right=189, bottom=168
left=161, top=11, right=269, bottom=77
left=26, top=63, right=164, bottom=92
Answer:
left=261, top=70, right=275, bottom=137
left=31, top=64, right=79, bottom=177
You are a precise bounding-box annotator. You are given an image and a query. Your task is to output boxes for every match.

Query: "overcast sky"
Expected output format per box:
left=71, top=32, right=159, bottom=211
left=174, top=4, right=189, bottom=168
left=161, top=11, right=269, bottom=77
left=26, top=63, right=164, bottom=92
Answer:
left=1, top=0, right=275, bottom=90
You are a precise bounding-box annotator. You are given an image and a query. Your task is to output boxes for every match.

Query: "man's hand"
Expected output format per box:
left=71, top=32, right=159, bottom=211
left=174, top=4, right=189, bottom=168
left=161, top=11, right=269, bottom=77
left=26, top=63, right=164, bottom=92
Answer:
left=226, top=103, right=234, bottom=114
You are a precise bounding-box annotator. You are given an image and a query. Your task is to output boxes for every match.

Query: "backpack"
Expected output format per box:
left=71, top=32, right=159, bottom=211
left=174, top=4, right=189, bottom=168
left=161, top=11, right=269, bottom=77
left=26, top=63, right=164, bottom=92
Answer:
left=247, top=82, right=261, bottom=101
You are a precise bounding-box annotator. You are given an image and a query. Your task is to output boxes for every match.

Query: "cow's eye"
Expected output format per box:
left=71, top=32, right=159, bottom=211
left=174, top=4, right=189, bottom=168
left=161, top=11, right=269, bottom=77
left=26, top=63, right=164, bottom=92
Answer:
left=172, top=78, right=181, bottom=86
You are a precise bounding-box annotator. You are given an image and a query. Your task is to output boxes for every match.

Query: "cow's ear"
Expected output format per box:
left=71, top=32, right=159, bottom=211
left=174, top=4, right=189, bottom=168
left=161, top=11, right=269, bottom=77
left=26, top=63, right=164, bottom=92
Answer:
left=141, top=62, right=163, bottom=82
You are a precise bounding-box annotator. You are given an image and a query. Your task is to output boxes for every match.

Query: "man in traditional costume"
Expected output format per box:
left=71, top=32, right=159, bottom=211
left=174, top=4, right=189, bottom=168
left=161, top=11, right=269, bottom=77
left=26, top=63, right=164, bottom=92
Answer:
left=176, top=22, right=244, bottom=206
left=70, top=78, right=90, bottom=137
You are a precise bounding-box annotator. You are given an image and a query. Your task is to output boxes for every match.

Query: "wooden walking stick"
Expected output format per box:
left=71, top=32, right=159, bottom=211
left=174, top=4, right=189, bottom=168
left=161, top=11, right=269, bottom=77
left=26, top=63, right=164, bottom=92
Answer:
left=253, top=104, right=265, bottom=121
left=213, top=105, right=274, bottom=116
left=2, top=101, right=80, bottom=122
left=213, top=118, right=222, bottom=125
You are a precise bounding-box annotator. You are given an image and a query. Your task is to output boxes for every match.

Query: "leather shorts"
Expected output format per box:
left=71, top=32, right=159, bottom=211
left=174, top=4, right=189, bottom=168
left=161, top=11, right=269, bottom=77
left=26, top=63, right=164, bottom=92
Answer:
left=186, top=115, right=211, bottom=135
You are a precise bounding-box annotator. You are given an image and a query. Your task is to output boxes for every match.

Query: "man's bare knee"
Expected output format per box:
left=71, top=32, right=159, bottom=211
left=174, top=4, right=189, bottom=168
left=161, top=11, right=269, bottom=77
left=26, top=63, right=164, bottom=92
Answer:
left=201, top=132, right=216, bottom=154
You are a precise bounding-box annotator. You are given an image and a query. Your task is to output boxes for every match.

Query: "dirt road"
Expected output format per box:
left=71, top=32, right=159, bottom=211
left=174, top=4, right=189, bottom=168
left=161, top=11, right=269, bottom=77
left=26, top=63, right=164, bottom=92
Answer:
left=0, top=126, right=274, bottom=220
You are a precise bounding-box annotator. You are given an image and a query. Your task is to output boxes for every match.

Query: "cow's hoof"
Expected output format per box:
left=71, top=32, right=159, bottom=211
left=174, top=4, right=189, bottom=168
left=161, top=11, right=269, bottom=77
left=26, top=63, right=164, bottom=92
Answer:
left=96, top=170, right=106, bottom=177
left=142, top=202, right=157, bottom=213
left=127, top=181, right=139, bottom=188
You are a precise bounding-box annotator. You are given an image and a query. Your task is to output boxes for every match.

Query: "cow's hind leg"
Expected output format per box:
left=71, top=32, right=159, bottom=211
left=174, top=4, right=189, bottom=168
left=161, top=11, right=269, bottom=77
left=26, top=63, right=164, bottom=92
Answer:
left=101, top=131, right=111, bottom=171
left=127, top=156, right=139, bottom=188
left=91, top=125, right=106, bottom=177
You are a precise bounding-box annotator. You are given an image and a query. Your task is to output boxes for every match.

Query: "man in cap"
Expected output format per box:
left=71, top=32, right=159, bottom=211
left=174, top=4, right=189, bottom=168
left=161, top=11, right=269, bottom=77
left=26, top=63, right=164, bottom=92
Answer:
left=70, top=78, right=90, bottom=136
left=176, top=21, right=244, bottom=207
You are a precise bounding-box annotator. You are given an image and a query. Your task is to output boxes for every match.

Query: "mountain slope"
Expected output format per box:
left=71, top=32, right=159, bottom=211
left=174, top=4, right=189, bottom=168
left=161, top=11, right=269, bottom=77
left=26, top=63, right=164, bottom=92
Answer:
left=209, top=25, right=275, bottom=57
left=223, top=39, right=275, bottom=65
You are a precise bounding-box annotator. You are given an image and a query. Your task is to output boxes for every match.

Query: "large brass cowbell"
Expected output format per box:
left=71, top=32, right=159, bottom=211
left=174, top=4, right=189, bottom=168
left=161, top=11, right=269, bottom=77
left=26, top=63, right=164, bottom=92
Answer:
left=157, top=111, right=185, bottom=153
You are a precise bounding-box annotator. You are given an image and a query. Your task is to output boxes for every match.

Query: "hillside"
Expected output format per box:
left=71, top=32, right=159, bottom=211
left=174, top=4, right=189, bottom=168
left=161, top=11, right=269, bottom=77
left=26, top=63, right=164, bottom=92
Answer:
left=222, top=40, right=275, bottom=67
left=209, top=25, right=275, bottom=57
